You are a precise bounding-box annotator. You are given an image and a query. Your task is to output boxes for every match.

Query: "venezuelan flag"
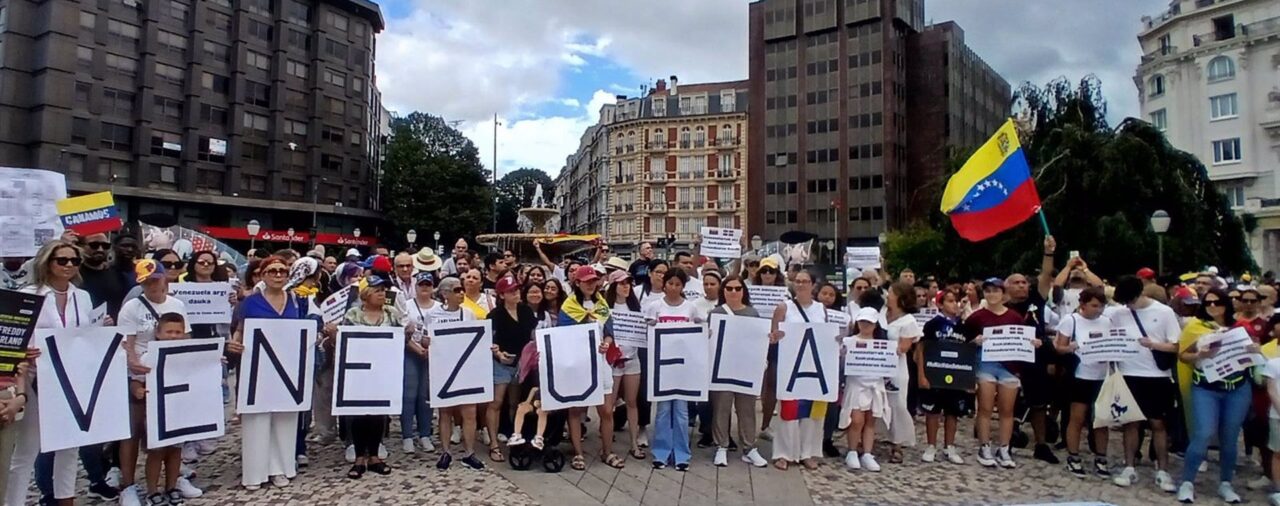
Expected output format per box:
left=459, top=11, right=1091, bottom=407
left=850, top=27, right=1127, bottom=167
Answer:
left=939, top=119, right=1042, bottom=241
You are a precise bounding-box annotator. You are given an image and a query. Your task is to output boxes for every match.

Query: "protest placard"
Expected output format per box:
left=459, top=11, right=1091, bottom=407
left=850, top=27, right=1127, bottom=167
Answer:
left=537, top=323, right=607, bottom=411
left=0, top=289, right=43, bottom=376
left=332, top=326, right=404, bottom=416
left=168, top=282, right=232, bottom=325
left=980, top=325, right=1036, bottom=363
left=843, top=337, right=898, bottom=378
left=1077, top=322, right=1140, bottom=364
left=699, top=227, right=744, bottom=259
left=922, top=340, right=978, bottom=391
left=913, top=307, right=940, bottom=327
left=751, top=285, right=791, bottom=318
left=845, top=247, right=881, bottom=272
left=427, top=320, right=494, bottom=408
left=89, top=304, right=107, bottom=327
left=36, top=326, right=130, bottom=452
left=647, top=323, right=709, bottom=402
left=237, top=318, right=317, bottom=414
left=776, top=322, right=841, bottom=402
left=611, top=309, right=648, bottom=348
left=319, top=286, right=356, bottom=324
left=827, top=309, right=851, bottom=335
left=145, top=339, right=225, bottom=449
left=1199, top=327, right=1265, bottom=383
left=56, top=191, right=122, bottom=236
left=0, top=167, right=67, bottom=257
left=707, top=314, right=771, bottom=395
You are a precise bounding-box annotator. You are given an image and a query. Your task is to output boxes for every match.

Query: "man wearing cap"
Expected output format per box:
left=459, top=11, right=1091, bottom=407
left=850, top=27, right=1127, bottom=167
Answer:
left=345, top=248, right=361, bottom=262
left=441, top=238, right=470, bottom=276
left=1137, top=267, right=1158, bottom=287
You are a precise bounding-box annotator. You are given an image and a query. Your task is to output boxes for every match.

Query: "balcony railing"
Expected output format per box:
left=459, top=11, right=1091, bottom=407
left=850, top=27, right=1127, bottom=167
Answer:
left=676, top=171, right=695, bottom=180
left=679, top=140, right=691, bottom=149
left=625, top=145, right=635, bottom=153
left=648, top=141, right=668, bottom=150
left=647, top=171, right=667, bottom=181
left=713, top=170, right=736, bottom=179
left=717, top=200, right=736, bottom=210
left=717, top=137, right=737, bottom=148
left=694, top=140, right=706, bottom=148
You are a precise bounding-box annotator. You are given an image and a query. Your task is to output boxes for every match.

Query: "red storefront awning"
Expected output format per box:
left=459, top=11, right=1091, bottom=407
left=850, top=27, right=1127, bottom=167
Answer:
left=198, top=226, right=376, bottom=247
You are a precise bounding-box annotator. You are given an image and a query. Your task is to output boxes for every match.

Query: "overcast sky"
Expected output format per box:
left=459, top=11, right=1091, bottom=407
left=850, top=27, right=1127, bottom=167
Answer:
left=374, top=0, right=1170, bottom=178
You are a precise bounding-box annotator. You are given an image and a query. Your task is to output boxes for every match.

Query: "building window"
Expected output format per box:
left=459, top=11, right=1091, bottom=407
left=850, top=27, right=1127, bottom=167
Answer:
left=152, top=165, right=178, bottom=189
left=326, top=11, right=349, bottom=31
left=245, top=81, right=270, bottom=107
left=207, top=11, right=230, bottom=33
left=196, top=169, right=223, bottom=194
left=283, top=179, right=305, bottom=197
left=208, top=0, right=231, bottom=8
left=199, top=104, right=228, bottom=126
left=107, top=20, right=140, bottom=48
left=75, top=82, right=92, bottom=104
left=154, top=96, right=183, bottom=120
left=163, top=0, right=189, bottom=22
left=327, top=97, right=345, bottom=115
left=287, top=29, right=311, bottom=50
left=349, top=132, right=361, bottom=146
left=1224, top=185, right=1246, bottom=207
left=105, top=53, right=137, bottom=77
left=652, top=97, right=665, bottom=117
left=1148, top=74, right=1165, bottom=97
left=285, top=89, right=307, bottom=111
left=321, top=153, right=343, bottom=171
left=244, top=142, right=269, bottom=163
left=720, top=90, right=735, bottom=113
left=245, top=0, right=270, bottom=16
left=79, top=12, right=96, bottom=30
left=154, top=63, right=184, bottom=86
left=242, top=112, right=269, bottom=132
left=157, top=31, right=187, bottom=55
left=285, top=1, right=310, bottom=24
left=201, top=72, right=228, bottom=94
left=97, top=160, right=131, bottom=185
left=286, top=60, right=308, bottom=78
left=150, top=131, right=182, bottom=157
left=103, top=88, right=134, bottom=115
left=284, top=120, right=307, bottom=136
left=247, top=20, right=273, bottom=41
left=321, top=126, right=344, bottom=143
left=245, top=50, right=271, bottom=71
left=323, top=68, right=346, bottom=88
left=1212, top=138, right=1242, bottom=164
left=1209, top=93, right=1238, bottom=120
left=324, top=38, right=348, bottom=60
left=1149, top=109, right=1167, bottom=131
left=203, top=41, right=229, bottom=63
left=1207, top=55, right=1235, bottom=82
left=243, top=174, right=267, bottom=193
left=77, top=46, right=94, bottom=69
left=71, top=118, right=89, bottom=145
left=353, top=20, right=366, bottom=38
left=198, top=136, right=227, bottom=162
left=352, top=77, right=364, bottom=93
left=100, top=123, right=133, bottom=151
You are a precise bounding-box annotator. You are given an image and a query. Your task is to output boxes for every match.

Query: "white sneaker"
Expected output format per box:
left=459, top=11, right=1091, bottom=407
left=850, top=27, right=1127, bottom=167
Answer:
left=479, top=429, right=491, bottom=446
left=419, top=436, right=436, bottom=453
left=860, top=453, right=881, bottom=472
left=181, top=443, right=199, bottom=464
left=270, top=475, right=290, bottom=488
left=921, top=445, right=937, bottom=463
left=507, top=434, right=526, bottom=446
left=119, top=484, right=142, bottom=506
left=1249, top=475, right=1272, bottom=490
left=1219, top=482, right=1242, bottom=504
left=497, top=433, right=508, bottom=444
left=996, top=446, right=1016, bottom=469
left=296, top=454, right=308, bottom=467
left=378, top=444, right=388, bottom=460
left=943, top=446, right=964, bottom=465
left=451, top=431, right=461, bottom=445
left=403, top=438, right=416, bottom=454
left=714, top=448, right=728, bottom=467
left=638, top=431, right=650, bottom=448
left=1177, top=481, right=1194, bottom=503
left=844, top=452, right=861, bottom=470
left=1113, top=466, right=1137, bottom=487
left=977, top=444, right=996, bottom=467
left=345, top=444, right=356, bottom=463
left=742, top=448, right=768, bottom=467
left=178, top=463, right=195, bottom=479
left=1268, top=491, right=1280, bottom=506
left=195, top=439, right=218, bottom=455
left=106, top=467, right=122, bottom=489
left=175, top=477, right=203, bottom=498
left=1157, top=470, right=1177, bottom=493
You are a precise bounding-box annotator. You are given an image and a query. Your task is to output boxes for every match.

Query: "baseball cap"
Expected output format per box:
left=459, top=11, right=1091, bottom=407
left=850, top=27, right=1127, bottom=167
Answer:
left=134, top=259, right=166, bottom=283
left=981, top=277, right=1005, bottom=290
left=1174, top=286, right=1200, bottom=305
left=573, top=265, right=600, bottom=283
left=414, top=271, right=438, bottom=286
left=607, top=269, right=632, bottom=285
left=759, top=257, right=781, bottom=271
left=1136, top=267, right=1156, bottom=280
left=496, top=276, right=521, bottom=295
left=363, top=255, right=392, bottom=273
left=345, top=248, right=360, bottom=259
left=855, top=307, right=879, bottom=323
left=364, top=275, right=391, bottom=288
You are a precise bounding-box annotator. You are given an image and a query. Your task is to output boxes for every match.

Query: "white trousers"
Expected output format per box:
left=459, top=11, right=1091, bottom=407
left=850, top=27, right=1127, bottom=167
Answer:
left=771, top=418, right=823, bottom=462
left=240, top=412, right=297, bottom=487
left=5, top=390, right=77, bottom=505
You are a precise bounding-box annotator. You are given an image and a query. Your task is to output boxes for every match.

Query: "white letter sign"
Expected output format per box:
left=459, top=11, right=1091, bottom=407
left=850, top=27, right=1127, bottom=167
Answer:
left=699, top=227, right=744, bottom=259
left=145, top=340, right=225, bottom=449
left=776, top=322, right=841, bottom=402
left=843, top=337, right=898, bottom=378
left=750, top=285, right=791, bottom=318
left=36, top=327, right=130, bottom=453
left=708, top=314, right=771, bottom=395
left=537, top=324, right=606, bottom=411
left=1076, top=320, right=1140, bottom=364
left=981, top=325, right=1036, bottom=363
left=427, top=320, right=494, bottom=408
left=647, top=323, right=709, bottom=402
left=167, top=282, right=232, bottom=325
left=332, top=326, right=405, bottom=416
left=237, top=318, right=317, bottom=414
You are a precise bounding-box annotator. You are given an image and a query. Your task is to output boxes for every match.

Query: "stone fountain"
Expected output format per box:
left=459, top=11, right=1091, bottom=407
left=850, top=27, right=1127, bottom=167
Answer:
left=476, top=184, right=600, bottom=261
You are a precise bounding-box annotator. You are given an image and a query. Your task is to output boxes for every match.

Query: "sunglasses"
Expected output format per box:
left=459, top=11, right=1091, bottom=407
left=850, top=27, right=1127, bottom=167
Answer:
left=724, top=285, right=744, bottom=292
left=1204, top=299, right=1226, bottom=307
left=86, top=242, right=111, bottom=251
left=263, top=268, right=289, bottom=276
left=161, top=261, right=184, bottom=269
left=51, top=257, right=82, bottom=266
left=195, top=260, right=216, bottom=267
left=451, top=287, right=464, bottom=294
left=1240, top=298, right=1260, bottom=303
left=759, top=268, right=778, bottom=275
left=746, top=262, right=760, bottom=268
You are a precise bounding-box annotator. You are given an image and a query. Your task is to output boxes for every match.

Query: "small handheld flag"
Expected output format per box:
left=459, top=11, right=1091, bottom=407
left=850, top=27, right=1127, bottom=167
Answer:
left=939, top=119, right=1043, bottom=242
left=55, top=191, right=123, bottom=236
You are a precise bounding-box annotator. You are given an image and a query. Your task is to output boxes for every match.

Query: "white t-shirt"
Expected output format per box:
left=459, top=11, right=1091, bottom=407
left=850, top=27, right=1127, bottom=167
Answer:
left=639, top=286, right=663, bottom=308
left=426, top=304, right=476, bottom=326
left=693, top=297, right=717, bottom=322
left=1104, top=301, right=1181, bottom=378
left=1057, top=313, right=1109, bottom=381
left=886, top=314, right=922, bottom=376
left=643, top=298, right=700, bottom=323
left=552, top=265, right=567, bottom=283
left=118, top=295, right=190, bottom=378
left=681, top=277, right=705, bottom=302
left=1262, top=357, right=1280, bottom=419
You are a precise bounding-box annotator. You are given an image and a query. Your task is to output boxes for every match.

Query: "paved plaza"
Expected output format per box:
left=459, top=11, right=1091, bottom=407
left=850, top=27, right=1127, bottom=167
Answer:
left=23, top=413, right=1280, bottom=505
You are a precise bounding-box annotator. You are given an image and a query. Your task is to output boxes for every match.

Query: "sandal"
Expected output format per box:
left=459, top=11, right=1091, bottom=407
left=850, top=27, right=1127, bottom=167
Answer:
left=571, top=455, right=586, bottom=471
left=489, top=447, right=506, bottom=463
left=773, top=459, right=789, bottom=471
left=368, top=461, right=392, bottom=475
left=801, top=458, right=818, bottom=470
left=347, top=464, right=366, bottom=479
left=602, top=453, right=625, bottom=469
left=629, top=447, right=647, bottom=460
left=889, top=448, right=904, bottom=464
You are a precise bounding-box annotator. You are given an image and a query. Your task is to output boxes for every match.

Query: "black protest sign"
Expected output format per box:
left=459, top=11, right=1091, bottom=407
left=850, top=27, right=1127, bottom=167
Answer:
left=0, top=289, right=44, bottom=376
left=922, top=340, right=977, bottom=391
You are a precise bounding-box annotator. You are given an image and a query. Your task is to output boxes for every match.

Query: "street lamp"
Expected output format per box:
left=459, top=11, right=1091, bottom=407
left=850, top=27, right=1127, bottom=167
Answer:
left=751, top=235, right=763, bottom=252
left=406, top=229, right=417, bottom=252
left=353, top=228, right=362, bottom=238
left=825, top=239, right=836, bottom=264
left=1150, top=210, right=1171, bottom=276
left=246, top=219, right=261, bottom=252
left=287, top=227, right=296, bottom=250
left=434, top=231, right=441, bottom=253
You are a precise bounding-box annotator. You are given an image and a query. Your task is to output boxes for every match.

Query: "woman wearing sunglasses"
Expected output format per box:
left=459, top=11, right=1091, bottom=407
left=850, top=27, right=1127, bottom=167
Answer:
left=708, top=275, right=770, bottom=468
left=427, top=277, right=485, bottom=471
left=753, top=257, right=789, bottom=441
left=1176, top=287, right=1254, bottom=503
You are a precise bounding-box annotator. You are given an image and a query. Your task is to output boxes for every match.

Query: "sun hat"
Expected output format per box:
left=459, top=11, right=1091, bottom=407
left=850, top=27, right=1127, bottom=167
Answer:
left=412, top=247, right=443, bottom=272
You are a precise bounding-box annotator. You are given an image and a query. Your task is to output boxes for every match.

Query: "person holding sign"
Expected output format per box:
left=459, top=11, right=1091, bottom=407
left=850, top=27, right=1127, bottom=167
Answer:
left=641, top=268, right=700, bottom=471
left=708, top=275, right=769, bottom=468
left=604, top=270, right=647, bottom=460
left=228, top=257, right=302, bottom=491
left=754, top=257, right=789, bottom=441
left=559, top=266, right=620, bottom=471
left=400, top=271, right=438, bottom=455
left=1176, top=288, right=1255, bottom=504
left=914, top=290, right=971, bottom=465
left=766, top=270, right=830, bottom=471
left=425, top=277, right=484, bottom=471
left=136, top=313, right=201, bottom=506
left=338, top=276, right=408, bottom=478
left=485, top=276, right=537, bottom=464
left=882, top=282, right=923, bottom=465
left=1052, top=287, right=1113, bottom=479
left=841, top=308, right=891, bottom=472
left=962, top=277, right=1040, bottom=469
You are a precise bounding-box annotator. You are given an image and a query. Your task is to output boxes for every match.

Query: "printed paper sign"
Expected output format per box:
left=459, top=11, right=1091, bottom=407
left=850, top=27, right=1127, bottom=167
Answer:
left=0, top=167, right=67, bottom=257
left=776, top=322, right=841, bottom=402
left=922, top=340, right=977, bottom=391
left=1077, top=323, right=1140, bottom=364
left=827, top=309, right=852, bottom=335
left=843, top=338, right=898, bottom=378
left=699, top=227, right=744, bottom=259
left=707, top=314, right=771, bottom=395
left=56, top=191, right=123, bottom=236
left=1199, top=327, right=1265, bottom=383
left=537, top=323, right=607, bottom=411
left=168, top=282, right=232, bottom=325
left=427, top=320, right=494, bottom=409
left=145, top=339, right=225, bottom=448
left=332, top=326, right=405, bottom=416
left=845, top=247, right=881, bottom=271
left=611, top=309, right=648, bottom=348
left=89, top=304, right=107, bottom=327
left=0, top=289, right=44, bottom=376
left=36, top=327, right=130, bottom=452
left=237, top=319, right=317, bottom=414
left=319, top=286, right=356, bottom=324
left=913, top=307, right=940, bottom=328
left=751, top=285, right=791, bottom=318
left=646, top=323, right=709, bottom=402
left=980, top=325, right=1036, bottom=363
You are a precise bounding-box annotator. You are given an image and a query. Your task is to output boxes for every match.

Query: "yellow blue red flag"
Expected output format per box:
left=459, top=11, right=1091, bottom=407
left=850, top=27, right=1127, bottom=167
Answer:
left=939, top=119, right=1042, bottom=241
left=56, top=191, right=122, bottom=236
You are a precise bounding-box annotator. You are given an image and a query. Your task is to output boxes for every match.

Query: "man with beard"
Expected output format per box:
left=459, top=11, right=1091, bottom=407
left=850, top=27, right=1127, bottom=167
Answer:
left=1002, top=236, right=1061, bottom=465
left=81, top=233, right=140, bottom=320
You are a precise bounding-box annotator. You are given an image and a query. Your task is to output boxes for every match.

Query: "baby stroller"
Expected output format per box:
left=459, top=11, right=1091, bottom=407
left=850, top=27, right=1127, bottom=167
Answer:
left=506, top=341, right=569, bottom=472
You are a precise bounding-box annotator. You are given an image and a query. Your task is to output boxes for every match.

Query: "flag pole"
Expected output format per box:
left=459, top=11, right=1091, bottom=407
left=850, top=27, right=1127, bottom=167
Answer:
left=1037, top=208, right=1051, bottom=236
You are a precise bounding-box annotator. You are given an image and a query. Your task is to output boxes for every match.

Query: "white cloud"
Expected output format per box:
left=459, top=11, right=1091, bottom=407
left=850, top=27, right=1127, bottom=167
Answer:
left=459, top=90, right=617, bottom=181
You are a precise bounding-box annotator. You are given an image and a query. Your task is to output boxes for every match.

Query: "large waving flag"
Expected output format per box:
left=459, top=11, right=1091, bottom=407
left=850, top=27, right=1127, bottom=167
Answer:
left=939, top=119, right=1042, bottom=241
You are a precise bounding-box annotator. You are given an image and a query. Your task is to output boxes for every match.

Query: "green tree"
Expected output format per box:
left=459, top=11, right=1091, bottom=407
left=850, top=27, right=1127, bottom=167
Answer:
left=380, top=112, right=493, bottom=249
left=495, top=167, right=555, bottom=232
left=884, top=76, right=1254, bottom=281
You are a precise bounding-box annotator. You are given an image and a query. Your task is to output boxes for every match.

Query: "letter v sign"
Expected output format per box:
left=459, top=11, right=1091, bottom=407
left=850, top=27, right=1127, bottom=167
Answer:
left=46, top=332, right=124, bottom=432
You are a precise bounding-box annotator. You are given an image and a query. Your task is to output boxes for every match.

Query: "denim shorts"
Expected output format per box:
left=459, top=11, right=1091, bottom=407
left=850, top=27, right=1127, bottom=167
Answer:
left=976, top=361, right=1021, bottom=387
left=493, top=361, right=517, bottom=384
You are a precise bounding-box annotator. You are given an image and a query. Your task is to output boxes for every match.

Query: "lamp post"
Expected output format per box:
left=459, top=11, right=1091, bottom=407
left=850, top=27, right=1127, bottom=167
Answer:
left=1150, top=210, right=1171, bottom=276
left=434, top=231, right=441, bottom=254
left=353, top=228, right=361, bottom=238
left=406, top=229, right=417, bottom=252
left=246, top=219, right=260, bottom=252
left=751, top=235, right=763, bottom=252
left=287, top=227, right=296, bottom=250
left=825, top=239, right=836, bottom=265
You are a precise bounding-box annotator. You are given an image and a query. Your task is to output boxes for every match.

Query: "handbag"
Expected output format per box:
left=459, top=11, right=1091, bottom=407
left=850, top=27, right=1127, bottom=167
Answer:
left=1132, top=308, right=1176, bottom=370
left=1093, top=364, right=1147, bottom=428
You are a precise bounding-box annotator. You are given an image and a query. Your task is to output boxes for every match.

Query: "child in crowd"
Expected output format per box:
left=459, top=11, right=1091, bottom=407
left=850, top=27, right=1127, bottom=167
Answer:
left=841, top=308, right=889, bottom=471
left=138, top=313, right=194, bottom=506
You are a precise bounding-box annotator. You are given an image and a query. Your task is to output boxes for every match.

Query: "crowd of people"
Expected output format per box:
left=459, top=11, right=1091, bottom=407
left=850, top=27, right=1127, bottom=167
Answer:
left=5, top=229, right=1280, bottom=505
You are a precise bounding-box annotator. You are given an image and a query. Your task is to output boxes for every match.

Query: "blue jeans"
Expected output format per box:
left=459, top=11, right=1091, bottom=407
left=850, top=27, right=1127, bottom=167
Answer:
left=401, top=353, right=432, bottom=439
left=1183, top=383, right=1252, bottom=483
left=652, top=400, right=691, bottom=465
left=36, top=444, right=107, bottom=498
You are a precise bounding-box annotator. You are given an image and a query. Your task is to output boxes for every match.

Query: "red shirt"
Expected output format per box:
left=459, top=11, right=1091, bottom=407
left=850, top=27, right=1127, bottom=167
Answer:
left=963, top=307, right=1029, bottom=372
left=1234, top=316, right=1268, bottom=343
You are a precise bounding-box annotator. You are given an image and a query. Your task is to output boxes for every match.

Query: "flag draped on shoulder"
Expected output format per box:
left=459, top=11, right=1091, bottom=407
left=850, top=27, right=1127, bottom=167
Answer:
left=939, top=119, right=1042, bottom=242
